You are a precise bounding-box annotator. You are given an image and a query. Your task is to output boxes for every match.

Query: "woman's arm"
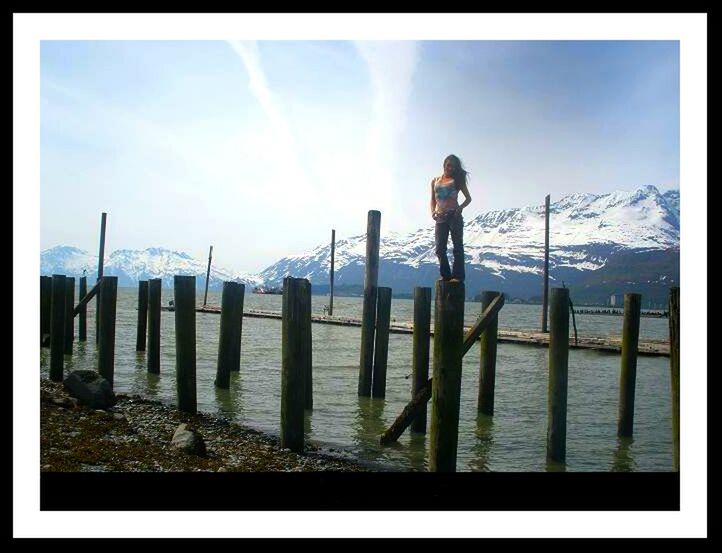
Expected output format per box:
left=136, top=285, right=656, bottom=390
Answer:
left=457, top=181, right=472, bottom=214
left=430, top=180, right=437, bottom=219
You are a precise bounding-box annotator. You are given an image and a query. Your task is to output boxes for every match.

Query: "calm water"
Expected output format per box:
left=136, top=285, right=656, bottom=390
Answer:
left=40, top=287, right=674, bottom=472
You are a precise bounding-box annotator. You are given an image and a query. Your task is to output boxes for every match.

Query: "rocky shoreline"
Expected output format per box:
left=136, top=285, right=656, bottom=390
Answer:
left=40, top=377, right=370, bottom=472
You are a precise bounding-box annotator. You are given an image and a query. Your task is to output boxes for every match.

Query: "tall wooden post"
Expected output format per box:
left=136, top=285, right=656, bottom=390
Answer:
left=78, top=276, right=87, bottom=342
left=669, top=287, right=680, bottom=471
left=429, top=280, right=465, bottom=472
left=63, top=277, right=75, bottom=355
left=96, top=212, right=107, bottom=343
left=215, top=281, right=245, bottom=389
left=281, top=277, right=311, bottom=452
left=147, top=278, right=162, bottom=374
left=40, top=276, right=52, bottom=347
left=358, top=210, right=381, bottom=397
left=136, top=280, right=149, bottom=351
left=97, top=276, right=118, bottom=388
left=329, top=229, right=335, bottom=316
left=547, top=287, right=569, bottom=463
left=617, top=292, right=642, bottom=437
left=49, top=274, right=66, bottom=382
left=478, top=290, right=500, bottom=415
left=411, top=286, right=432, bottom=434
left=541, top=195, right=550, bottom=333
left=302, top=283, right=313, bottom=411
left=372, top=286, right=392, bottom=398
left=174, top=275, right=197, bottom=413
left=203, top=245, right=213, bottom=306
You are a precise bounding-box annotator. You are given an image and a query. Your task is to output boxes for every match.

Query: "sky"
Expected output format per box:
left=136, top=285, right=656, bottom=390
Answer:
left=40, top=39, right=680, bottom=274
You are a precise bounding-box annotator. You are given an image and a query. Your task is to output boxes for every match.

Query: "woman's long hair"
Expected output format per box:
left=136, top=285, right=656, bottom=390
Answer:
left=444, top=154, right=468, bottom=191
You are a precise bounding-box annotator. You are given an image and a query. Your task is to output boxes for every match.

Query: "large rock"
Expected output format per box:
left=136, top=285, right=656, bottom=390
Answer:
left=63, top=370, right=116, bottom=410
left=171, top=423, right=207, bottom=456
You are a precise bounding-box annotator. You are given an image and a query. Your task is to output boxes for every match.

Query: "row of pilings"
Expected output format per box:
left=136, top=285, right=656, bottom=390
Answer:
left=41, top=207, right=680, bottom=471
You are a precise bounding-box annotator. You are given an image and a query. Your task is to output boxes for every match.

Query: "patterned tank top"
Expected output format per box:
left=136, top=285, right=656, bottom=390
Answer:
left=433, top=176, right=459, bottom=215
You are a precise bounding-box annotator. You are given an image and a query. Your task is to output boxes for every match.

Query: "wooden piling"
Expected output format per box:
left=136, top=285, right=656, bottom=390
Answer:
left=329, top=229, right=335, bottom=316
left=547, top=287, right=569, bottom=463
left=49, top=274, right=66, bottom=382
left=301, top=282, right=313, bottom=411
left=215, top=281, right=245, bottom=389
left=174, top=275, right=197, bottom=413
left=669, top=287, right=679, bottom=471
left=372, top=286, right=392, bottom=399
left=429, top=280, right=465, bottom=472
left=63, top=277, right=75, bottom=355
left=411, top=286, right=432, bottom=434
left=78, top=276, right=87, bottom=342
left=97, top=276, right=118, bottom=388
left=96, top=212, right=107, bottom=343
left=40, top=276, right=51, bottom=347
left=478, top=290, right=500, bottom=415
left=358, top=210, right=381, bottom=397
left=136, top=280, right=149, bottom=351
left=203, top=245, right=213, bottom=306
left=281, top=277, right=311, bottom=452
left=541, top=194, right=550, bottom=333
left=147, top=278, right=162, bottom=374
left=617, top=292, right=642, bottom=437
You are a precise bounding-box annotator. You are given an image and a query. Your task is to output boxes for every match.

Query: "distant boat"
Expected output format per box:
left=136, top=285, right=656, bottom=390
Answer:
left=253, top=286, right=282, bottom=295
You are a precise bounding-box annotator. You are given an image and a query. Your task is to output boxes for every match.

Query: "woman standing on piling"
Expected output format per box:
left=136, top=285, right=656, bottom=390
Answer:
left=431, top=154, right=472, bottom=282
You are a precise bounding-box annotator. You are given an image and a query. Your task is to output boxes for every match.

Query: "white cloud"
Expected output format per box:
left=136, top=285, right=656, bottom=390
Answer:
left=353, top=41, right=420, bottom=224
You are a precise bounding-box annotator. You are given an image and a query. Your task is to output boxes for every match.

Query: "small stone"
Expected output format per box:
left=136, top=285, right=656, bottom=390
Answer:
left=217, top=467, right=227, bottom=472
left=113, top=413, right=125, bottom=421
left=63, top=370, right=116, bottom=409
left=171, top=423, right=207, bottom=457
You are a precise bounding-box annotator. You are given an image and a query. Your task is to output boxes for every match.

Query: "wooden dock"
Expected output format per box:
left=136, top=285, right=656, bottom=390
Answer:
left=161, top=304, right=670, bottom=357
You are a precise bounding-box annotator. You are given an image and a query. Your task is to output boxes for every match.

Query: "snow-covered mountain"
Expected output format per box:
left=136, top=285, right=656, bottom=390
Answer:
left=40, top=246, right=262, bottom=290
left=40, top=186, right=680, bottom=303
left=258, top=185, right=680, bottom=302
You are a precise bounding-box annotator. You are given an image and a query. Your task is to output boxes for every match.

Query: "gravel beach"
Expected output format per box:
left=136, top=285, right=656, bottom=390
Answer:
left=40, top=377, right=369, bottom=472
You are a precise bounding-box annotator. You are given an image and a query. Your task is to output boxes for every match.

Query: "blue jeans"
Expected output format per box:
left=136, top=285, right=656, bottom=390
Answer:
left=435, top=211, right=465, bottom=281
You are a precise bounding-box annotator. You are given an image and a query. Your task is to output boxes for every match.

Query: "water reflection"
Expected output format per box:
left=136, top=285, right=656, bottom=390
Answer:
left=545, top=457, right=567, bottom=472
left=381, top=429, right=428, bottom=472
left=145, top=371, right=161, bottom=397
left=353, top=396, right=386, bottom=462
left=611, top=436, right=636, bottom=472
left=470, top=412, right=495, bottom=472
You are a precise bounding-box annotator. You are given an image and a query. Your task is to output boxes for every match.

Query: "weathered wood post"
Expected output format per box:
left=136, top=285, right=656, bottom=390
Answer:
left=371, top=286, right=392, bottom=398
left=358, top=210, right=381, bottom=397
left=281, top=277, right=311, bottom=452
left=669, top=287, right=680, bottom=471
left=215, top=281, right=245, bottom=389
left=49, top=274, right=66, bottom=382
left=429, top=280, right=465, bottom=472
left=135, top=280, right=148, bottom=351
left=329, top=229, right=335, bottom=316
left=478, top=290, right=500, bottom=415
left=40, top=276, right=52, bottom=347
left=541, top=194, right=550, bottom=333
left=174, top=275, right=197, bottom=413
left=302, top=284, right=313, bottom=411
left=547, top=287, right=569, bottom=463
left=95, top=212, right=107, bottom=343
left=147, top=278, right=162, bottom=374
left=63, top=277, right=75, bottom=355
left=97, top=276, right=118, bottom=388
left=78, top=275, right=87, bottom=342
left=411, top=286, right=431, bottom=434
left=203, top=245, right=213, bottom=306
left=617, top=292, right=642, bottom=437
